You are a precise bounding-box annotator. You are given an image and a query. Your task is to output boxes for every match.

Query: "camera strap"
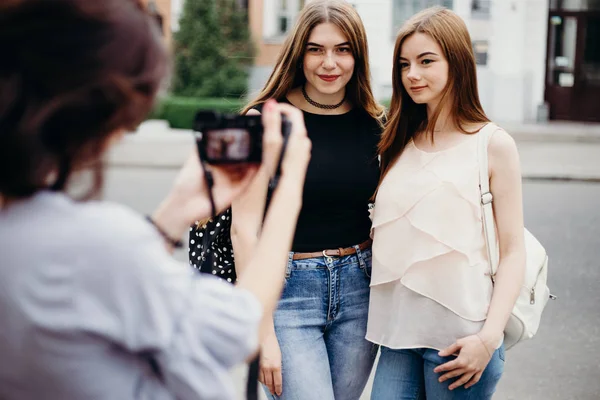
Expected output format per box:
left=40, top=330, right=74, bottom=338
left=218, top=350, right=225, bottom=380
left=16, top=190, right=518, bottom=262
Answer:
left=198, top=160, right=260, bottom=400
left=197, top=117, right=290, bottom=399
left=247, top=356, right=260, bottom=400
left=200, top=161, right=218, bottom=218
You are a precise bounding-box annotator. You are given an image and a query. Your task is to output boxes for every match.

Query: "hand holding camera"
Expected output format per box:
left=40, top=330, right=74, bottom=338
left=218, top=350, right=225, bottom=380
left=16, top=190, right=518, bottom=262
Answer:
left=266, top=102, right=311, bottom=193
left=151, top=100, right=310, bottom=249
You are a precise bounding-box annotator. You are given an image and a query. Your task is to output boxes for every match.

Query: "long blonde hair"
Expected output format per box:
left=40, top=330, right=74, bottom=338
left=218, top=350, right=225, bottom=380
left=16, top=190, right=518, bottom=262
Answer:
left=377, top=6, right=489, bottom=188
left=242, top=0, right=384, bottom=123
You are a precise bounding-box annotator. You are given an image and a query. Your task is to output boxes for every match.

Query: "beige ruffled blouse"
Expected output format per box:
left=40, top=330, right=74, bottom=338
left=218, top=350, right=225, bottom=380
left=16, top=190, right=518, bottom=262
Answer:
left=367, top=132, right=500, bottom=351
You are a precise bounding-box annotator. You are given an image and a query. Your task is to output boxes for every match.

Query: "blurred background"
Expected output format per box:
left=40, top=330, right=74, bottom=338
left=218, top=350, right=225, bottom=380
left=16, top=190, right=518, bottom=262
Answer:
left=112, top=0, right=599, bottom=399
left=143, top=0, right=600, bottom=126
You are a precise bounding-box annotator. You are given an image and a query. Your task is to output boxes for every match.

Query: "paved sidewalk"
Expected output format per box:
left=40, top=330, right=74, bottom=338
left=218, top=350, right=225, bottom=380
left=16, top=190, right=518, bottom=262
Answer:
left=106, top=121, right=600, bottom=400
left=107, top=120, right=600, bottom=181
left=500, top=120, right=600, bottom=143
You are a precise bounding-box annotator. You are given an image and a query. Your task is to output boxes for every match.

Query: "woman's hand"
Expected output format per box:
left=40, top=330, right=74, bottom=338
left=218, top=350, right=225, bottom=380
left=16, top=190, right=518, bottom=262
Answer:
left=434, top=333, right=497, bottom=390
left=258, top=331, right=283, bottom=396
left=152, top=99, right=301, bottom=248
left=151, top=150, right=259, bottom=249
left=176, top=151, right=260, bottom=220
left=272, top=103, right=311, bottom=189
left=230, top=100, right=309, bottom=268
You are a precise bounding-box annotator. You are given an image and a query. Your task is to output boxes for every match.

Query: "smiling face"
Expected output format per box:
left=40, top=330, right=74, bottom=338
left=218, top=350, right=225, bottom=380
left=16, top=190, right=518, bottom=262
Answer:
left=302, top=22, right=355, bottom=98
left=399, top=32, right=449, bottom=110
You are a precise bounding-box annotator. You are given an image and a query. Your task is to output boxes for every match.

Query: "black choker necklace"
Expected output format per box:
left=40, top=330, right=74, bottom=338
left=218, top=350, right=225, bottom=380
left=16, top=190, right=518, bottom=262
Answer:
left=302, top=85, right=345, bottom=110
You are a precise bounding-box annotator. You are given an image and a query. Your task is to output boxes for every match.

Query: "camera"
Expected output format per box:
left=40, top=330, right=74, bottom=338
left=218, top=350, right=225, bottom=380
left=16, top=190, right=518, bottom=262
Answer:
left=193, top=110, right=291, bottom=165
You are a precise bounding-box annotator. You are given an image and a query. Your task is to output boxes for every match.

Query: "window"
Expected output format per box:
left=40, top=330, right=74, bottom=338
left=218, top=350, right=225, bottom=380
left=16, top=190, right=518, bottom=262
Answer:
left=550, top=0, right=600, bottom=11
left=276, top=0, right=305, bottom=36
left=471, top=0, right=491, bottom=19
left=146, top=0, right=164, bottom=35
left=547, top=16, right=578, bottom=87
left=583, top=17, right=600, bottom=86
left=392, top=0, right=454, bottom=35
left=472, top=40, right=489, bottom=65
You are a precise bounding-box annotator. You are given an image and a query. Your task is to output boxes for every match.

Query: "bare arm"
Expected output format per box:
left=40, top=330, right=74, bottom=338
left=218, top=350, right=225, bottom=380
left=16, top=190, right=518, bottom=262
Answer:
left=230, top=108, right=270, bottom=272
left=434, top=128, right=526, bottom=390
left=234, top=103, right=310, bottom=343
left=235, top=177, right=301, bottom=334
left=479, top=128, right=527, bottom=347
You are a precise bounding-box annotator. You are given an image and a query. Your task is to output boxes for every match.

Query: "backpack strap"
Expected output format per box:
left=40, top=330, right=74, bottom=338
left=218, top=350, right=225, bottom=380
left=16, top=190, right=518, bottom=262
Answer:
left=477, top=123, right=500, bottom=282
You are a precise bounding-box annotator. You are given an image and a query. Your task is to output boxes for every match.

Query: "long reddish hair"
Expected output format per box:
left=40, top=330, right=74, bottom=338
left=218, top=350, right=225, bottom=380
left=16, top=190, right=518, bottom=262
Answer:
left=376, top=6, right=488, bottom=191
left=0, top=0, right=167, bottom=200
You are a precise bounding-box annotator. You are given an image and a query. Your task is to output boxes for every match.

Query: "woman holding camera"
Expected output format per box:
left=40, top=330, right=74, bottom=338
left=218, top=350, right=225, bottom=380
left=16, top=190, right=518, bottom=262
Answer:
left=230, top=1, right=385, bottom=398
left=0, top=1, right=311, bottom=399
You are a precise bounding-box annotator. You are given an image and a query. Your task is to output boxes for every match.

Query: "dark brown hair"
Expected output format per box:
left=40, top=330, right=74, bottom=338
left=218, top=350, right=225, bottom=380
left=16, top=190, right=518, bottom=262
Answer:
left=0, top=0, right=168, bottom=200
left=377, top=6, right=489, bottom=189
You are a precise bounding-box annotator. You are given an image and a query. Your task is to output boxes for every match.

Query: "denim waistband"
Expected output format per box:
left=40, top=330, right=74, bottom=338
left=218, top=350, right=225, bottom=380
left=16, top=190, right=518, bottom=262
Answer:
left=284, top=246, right=372, bottom=278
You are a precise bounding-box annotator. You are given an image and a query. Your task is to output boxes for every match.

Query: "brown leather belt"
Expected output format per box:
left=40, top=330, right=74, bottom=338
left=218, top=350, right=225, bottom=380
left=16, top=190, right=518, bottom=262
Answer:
left=292, top=239, right=372, bottom=261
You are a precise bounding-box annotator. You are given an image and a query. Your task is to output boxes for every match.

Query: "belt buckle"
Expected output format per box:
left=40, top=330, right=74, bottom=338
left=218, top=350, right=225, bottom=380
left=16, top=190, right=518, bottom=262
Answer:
left=322, top=249, right=334, bottom=262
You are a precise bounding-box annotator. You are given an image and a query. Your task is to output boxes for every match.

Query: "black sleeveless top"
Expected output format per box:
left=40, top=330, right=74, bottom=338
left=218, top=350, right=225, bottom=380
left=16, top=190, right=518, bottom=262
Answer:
left=259, top=101, right=382, bottom=252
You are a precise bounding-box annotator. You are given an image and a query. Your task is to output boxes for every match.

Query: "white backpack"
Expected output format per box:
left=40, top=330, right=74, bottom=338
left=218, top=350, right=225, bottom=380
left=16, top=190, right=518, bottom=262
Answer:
left=477, top=123, right=556, bottom=350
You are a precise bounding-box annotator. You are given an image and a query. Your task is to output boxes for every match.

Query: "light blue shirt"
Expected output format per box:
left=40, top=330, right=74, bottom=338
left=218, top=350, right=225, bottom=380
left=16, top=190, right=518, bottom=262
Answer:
left=0, top=192, right=261, bottom=399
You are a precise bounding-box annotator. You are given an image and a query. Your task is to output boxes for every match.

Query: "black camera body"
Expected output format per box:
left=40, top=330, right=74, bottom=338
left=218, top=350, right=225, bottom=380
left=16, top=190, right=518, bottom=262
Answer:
left=193, top=110, right=291, bottom=165
left=194, top=111, right=263, bottom=165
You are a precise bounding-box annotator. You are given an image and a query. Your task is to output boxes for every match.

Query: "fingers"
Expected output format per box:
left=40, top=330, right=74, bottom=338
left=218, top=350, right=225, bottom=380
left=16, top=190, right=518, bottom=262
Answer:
left=208, top=164, right=259, bottom=215
left=276, top=103, right=308, bottom=139
left=260, top=367, right=282, bottom=396
left=435, top=336, right=491, bottom=391
left=171, top=148, right=203, bottom=190
left=464, top=371, right=483, bottom=389
left=439, top=368, right=466, bottom=383
left=433, top=358, right=460, bottom=374
left=258, top=370, right=265, bottom=387
left=259, top=333, right=283, bottom=396
left=215, top=164, right=257, bottom=183
left=262, top=368, right=274, bottom=395
left=273, top=368, right=283, bottom=396
left=261, top=100, right=284, bottom=176
left=438, top=342, right=461, bottom=358
left=449, top=372, right=475, bottom=391
left=260, top=100, right=311, bottom=185
left=273, top=104, right=311, bottom=185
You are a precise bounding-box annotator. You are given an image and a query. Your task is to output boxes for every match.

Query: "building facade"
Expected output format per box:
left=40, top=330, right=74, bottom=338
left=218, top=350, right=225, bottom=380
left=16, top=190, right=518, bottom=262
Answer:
left=247, top=0, right=600, bottom=123
left=247, top=0, right=308, bottom=98
left=142, top=0, right=173, bottom=43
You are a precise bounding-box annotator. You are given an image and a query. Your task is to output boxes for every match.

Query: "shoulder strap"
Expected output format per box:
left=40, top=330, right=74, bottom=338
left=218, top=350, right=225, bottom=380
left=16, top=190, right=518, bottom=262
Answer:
left=477, top=123, right=500, bottom=281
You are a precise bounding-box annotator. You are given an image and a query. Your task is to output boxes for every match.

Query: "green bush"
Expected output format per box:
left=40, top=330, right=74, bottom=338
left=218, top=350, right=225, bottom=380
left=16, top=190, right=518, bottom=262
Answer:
left=148, top=97, right=393, bottom=130
left=149, top=96, right=247, bottom=129
left=172, top=0, right=254, bottom=98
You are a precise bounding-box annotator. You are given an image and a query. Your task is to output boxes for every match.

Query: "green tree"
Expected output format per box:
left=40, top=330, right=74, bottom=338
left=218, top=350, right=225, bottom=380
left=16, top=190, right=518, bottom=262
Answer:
left=172, top=0, right=255, bottom=98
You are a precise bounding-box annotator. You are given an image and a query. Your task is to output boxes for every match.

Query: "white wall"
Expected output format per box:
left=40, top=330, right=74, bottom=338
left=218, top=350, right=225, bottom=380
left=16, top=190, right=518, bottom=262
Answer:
left=352, top=0, right=395, bottom=101
left=171, top=0, right=183, bottom=31
left=485, top=0, right=549, bottom=122
left=262, top=0, right=278, bottom=38
left=358, top=0, right=549, bottom=122
left=251, top=0, right=551, bottom=122
left=524, top=0, right=550, bottom=121
left=249, top=67, right=273, bottom=98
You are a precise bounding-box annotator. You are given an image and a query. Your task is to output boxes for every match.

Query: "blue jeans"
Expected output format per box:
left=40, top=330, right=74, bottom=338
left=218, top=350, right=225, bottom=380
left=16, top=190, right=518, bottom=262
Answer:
left=263, top=246, right=378, bottom=400
left=371, top=345, right=505, bottom=400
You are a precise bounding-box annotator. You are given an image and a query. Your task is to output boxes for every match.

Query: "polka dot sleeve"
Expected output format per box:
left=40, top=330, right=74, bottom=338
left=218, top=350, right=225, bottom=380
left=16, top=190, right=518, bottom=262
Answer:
left=189, top=207, right=237, bottom=284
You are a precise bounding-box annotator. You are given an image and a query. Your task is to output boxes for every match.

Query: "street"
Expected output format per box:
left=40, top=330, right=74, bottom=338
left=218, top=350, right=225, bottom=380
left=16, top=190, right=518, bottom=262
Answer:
left=103, top=167, right=600, bottom=400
